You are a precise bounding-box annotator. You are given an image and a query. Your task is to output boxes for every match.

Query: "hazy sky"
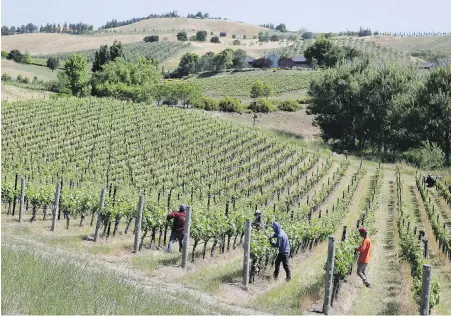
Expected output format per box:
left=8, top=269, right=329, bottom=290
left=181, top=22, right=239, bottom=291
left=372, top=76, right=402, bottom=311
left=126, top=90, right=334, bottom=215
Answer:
left=2, top=0, right=451, bottom=33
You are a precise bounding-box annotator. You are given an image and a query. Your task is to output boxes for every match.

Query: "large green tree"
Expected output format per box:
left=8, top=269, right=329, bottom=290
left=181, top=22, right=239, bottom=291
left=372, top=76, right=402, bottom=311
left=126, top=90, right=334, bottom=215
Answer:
left=418, top=65, right=451, bottom=165
left=177, top=53, right=200, bottom=76
left=64, top=53, right=90, bottom=97
left=46, top=57, right=59, bottom=71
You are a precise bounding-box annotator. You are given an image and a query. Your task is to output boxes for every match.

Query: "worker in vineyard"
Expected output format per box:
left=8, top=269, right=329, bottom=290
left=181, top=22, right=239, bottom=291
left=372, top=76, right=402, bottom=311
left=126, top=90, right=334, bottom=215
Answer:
left=252, top=210, right=265, bottom=230
left=269, top=222, right=291, bottom=282
left=355, top=227, right=371, bottom=287
left=166, top=204, right=186, bottom=253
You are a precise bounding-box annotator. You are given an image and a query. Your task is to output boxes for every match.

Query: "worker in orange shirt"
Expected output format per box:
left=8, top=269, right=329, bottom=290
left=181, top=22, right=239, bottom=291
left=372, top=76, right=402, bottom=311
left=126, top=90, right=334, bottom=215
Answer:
left=355, top=227, right=371, bottom=287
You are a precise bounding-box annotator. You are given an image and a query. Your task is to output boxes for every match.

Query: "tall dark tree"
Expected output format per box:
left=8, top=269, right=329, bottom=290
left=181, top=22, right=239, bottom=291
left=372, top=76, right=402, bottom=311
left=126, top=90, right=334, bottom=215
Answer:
left=92, top=45, right=110, bottom=72
left=46, top=57, right=60, bottom=71
left=275, top=23, right=287, bottom=32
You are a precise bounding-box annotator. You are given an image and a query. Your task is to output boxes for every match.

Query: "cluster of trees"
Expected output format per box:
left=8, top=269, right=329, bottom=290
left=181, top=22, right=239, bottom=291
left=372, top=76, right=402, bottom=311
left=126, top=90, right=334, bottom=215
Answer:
left=186, top=12, right=209, bottom=19
left=143, top=35, right=159, bottom=43
left=176, top=30, right=208, bottom=42
left=173, top=49, right=247, bottom=76
left=257, top=31, right=298, bottom=42
left=336, top=27, right=373, bottom=37
left=259, top=23, right=287, bottom=32
left=99, top=12, right=180, bottom=29
left=4, top=49, right=31, bottom=64
left=91, top=41, right=125, bottom=72
left=1, top=22, right=93, bottom=35
left=307, top=59, right=451, bottom=167
left=304, top=35, right=362, bottom=68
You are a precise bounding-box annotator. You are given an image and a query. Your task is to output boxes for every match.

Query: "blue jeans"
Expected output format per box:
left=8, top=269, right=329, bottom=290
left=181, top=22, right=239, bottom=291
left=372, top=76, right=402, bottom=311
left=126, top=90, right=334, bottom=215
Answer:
left=168, top=231, right=184, bottom=252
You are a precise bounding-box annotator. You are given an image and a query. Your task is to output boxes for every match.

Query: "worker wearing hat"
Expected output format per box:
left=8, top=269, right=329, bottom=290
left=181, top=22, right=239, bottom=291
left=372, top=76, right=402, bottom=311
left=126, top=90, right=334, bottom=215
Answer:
left=355, top=227, right=371, bottom=287
left=252, top=210, right=265, bottom=230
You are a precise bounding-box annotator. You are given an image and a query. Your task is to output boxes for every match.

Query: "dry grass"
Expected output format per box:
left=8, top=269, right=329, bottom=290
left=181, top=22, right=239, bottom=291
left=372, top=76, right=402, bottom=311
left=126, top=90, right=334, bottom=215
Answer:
left=1, top=84, right=53, bottom=101
left=365, top=35, right=451, bottom=54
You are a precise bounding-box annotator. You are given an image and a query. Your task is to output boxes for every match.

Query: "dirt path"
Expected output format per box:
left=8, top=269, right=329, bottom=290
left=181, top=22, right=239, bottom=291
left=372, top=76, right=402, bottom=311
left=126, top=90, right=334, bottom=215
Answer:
left=1, top=234, right=269, bottom=315
left=349, top=172, right=417, bottom=315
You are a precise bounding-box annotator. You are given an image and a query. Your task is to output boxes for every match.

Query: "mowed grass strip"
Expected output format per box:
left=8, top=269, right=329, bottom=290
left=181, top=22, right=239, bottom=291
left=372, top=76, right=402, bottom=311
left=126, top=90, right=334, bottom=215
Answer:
left=0, top=245, right=221, bottom=315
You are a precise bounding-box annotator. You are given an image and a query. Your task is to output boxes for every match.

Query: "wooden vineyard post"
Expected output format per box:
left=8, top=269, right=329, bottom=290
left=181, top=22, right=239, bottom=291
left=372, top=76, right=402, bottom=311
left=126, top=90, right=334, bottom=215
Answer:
left=94, top=188, right=105, bottom=242
left=323, top=236, right=336, bottom=315
left=12, top=174, right=18, bottom=216
left=181, top=206, right=192, bottom=268
left=133, top=196, right=144, bottom=253
left=19, top=177, right=25, bottom=223
left=51, top=182, right=61, bottom=232
left=420, top=264, right=432, bottom=316
left=242, top=219, right=251, bottom=289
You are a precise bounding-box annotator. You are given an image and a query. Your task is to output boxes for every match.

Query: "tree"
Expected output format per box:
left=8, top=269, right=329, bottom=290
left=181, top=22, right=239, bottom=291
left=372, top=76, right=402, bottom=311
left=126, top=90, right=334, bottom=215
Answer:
left=177, top=53, right=200, bottom=76
left=220, top=32, right=227, bottom=37
left=196, top=12, right=203, bottom=18
left=304, top=35, right=333, bottom=67
left=109, top=41, right=124, bottom=61
left=276, top=23, right=287, bottom=33
left=177, top=31, right=188, bottom=41
left=212, top=50, right=233, bottom=71
left=210, top=36, right=221, bottom=43
left=232, top=39, right=241, bottom=45
left=252, top=58, right=272, bottom=68
left=270, top=35, right=280, bottom=42
left=144, top=35, right=159, bottom=43
left=173, top=82, right=202, bottom=107
left=46, top=57, right=59, bottom=71
left=197, top=52, right=215, bottom=72
left=196, top=30, right=208, bottom=42
left=232, top=49, right=247, bottom=69
left=250, top=80, right=273, bottom=98
left=64, top=54, right=90, bottom=97
left=92, top=45, right=110, bottom=72
left=301, top=32, right=313, bottom=40
left=7, top=50, right=23, bottom=63
left=417, top=65, right=451, bottom=165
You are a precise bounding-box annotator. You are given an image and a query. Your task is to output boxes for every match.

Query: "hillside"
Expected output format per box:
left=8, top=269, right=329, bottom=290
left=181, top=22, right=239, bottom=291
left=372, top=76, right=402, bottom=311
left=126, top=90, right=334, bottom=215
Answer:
left=365, top=35, right=451, bottom=55
left=1, top=59, right=59, bottom=81
left=104, top=18, right=269, bottom=37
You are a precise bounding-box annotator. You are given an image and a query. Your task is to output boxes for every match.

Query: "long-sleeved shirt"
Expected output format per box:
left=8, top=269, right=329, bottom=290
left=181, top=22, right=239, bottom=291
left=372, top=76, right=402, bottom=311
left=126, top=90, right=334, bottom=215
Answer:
left=356, top=237, right=372, bottom=263
left=270, top=222, right=290, bottom=256
left=166, top=211, right=186, bottom=233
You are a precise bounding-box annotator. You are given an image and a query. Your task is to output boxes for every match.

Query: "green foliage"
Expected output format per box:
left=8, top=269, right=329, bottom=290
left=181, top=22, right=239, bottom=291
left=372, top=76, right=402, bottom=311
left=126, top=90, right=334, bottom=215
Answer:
left=7, top=49, right=24, bottom=63
left=218, top=97, right=243, bottom=113
left=144, top=35, right=159, bottom=43
left=210, top=36, right=221, bottom=43
left=46, top=57, right=59, bottom=72
left=403, top=142, right=445, bottom=169
left=1, top=50, right=8, bottom=58
left=278, top=100, right=302, bottom=112
left=22, top=52, right=32, bottom=64
left=232, top=39, right=241, bottom=46
left=301, top=32, right=313, bottom=40
left=91, top=56, right=160, bottom=101
left=275, top=23, right=287, bottom=33
left=193, top=96, right=219, bottom=111
left=2, top=73, right=12, bottom=81
left=250, top=80, right=273, bottom=98
left=232, top=49, right=247, bottom=69
left=232, top=34, right=236, bottom=39
left=213, top=50, right=233, bottom=71
left=177, top=53, right=200, bottom=76
left=196, top=30, right=208, bottom=42
left=63, top=53, right=90, bottom=97
left=248, top=98, right=277, bottom=113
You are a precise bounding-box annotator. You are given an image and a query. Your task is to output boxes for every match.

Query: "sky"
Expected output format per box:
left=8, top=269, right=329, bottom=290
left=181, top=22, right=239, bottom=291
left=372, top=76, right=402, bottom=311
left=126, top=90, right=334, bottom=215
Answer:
left=1, top=0, right=451, bottom=33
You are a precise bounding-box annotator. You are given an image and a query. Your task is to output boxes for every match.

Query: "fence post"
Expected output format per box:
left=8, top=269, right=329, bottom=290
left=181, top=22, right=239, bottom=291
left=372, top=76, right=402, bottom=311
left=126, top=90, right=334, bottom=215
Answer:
left=242, top=219, right=251, bottom=289
left=94, top=188, right=105, bottom=242
left=423, top=239, right=428, bottom=259
left=12, top=174, right=18, bottom=216
left=181, top=206, right=192, bottom=268
left=323, top=236, right=336, bottom=315
left=133, top=196, right=144, bottom=253
left=51, top=182, right=61, bottom=232
left=19, top=177, right=25, bottom=223
left=420, top=264, right=432, bottom=316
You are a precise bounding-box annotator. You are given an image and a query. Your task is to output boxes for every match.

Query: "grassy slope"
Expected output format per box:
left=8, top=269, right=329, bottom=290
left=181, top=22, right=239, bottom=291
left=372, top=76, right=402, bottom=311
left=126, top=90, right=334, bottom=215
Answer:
left=1, top=84, right=53, bottom=101
left=367, top=35, right=451, bottom=54
left=1, top=59, right=59, bottom=81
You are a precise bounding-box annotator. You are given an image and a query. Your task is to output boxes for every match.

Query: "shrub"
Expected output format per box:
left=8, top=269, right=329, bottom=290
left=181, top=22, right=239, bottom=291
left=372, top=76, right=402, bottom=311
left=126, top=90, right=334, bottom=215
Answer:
left=297, top=95, right=312, bottom=104
left=220, top=32, right=227, bottom=37
left=7, top=50, right=23, bottom=63
left=232, top=34, right=236, bottom=39
left=402, top=142, right=445, bottom=169
left=1, top=50, right=8, bottom=58
left=22, top=77, right=30, bottom=84
left=177, top=31, right=188, bottom=41
left=248, top=98, right=277, bottom=113
left=210, top=36, right=221, bottom=43
left=250, top=80, right=273, bottom=98
left=232, top=40, right=241, bottom=46
left=278, top=100, right=302, bottom=112
left=243, top=35, right=247, bottom=40
left=17, top=74, right=23, bottom=82
left=2, top=73, right=12, bottom=81
left=194, top=96, right=219, bottom=111
left=143, top=35, right=159, bottom=43
left=218, top=97, right=243, bottom=113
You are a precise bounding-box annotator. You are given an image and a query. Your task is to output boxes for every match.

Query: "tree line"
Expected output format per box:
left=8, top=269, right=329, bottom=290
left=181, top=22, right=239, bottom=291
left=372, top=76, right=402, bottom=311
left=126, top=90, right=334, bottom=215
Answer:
left=1, top=22, right=93, bottom=35
left=307, top=58, right=451, bottom=167
left=99, top=11, right=180, bottom=29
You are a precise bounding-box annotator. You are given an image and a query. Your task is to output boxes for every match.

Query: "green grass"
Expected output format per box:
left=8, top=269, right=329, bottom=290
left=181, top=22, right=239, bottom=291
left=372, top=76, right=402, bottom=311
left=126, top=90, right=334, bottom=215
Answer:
left=371, top=35, right=451, bottom=55
left=1, top=60, right=59, bottom=81
left=191, top=69, right=313, bottom=97
left=130, top=251, right=180, bottom=272
left=1, top=245, right=226, bottom=315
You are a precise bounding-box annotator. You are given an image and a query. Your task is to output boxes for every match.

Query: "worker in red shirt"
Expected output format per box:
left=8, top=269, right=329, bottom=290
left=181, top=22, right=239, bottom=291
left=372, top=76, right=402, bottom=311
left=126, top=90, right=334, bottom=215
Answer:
left=166, top=204, right=186, bottom=253
left=355, top=227, right=371, bottom=287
